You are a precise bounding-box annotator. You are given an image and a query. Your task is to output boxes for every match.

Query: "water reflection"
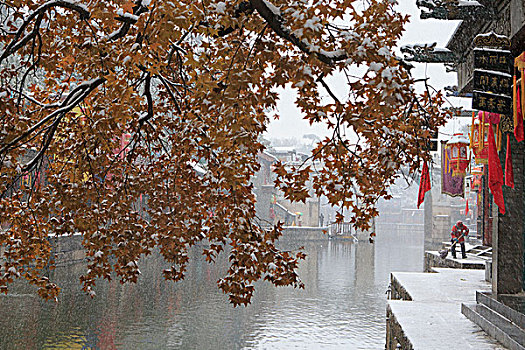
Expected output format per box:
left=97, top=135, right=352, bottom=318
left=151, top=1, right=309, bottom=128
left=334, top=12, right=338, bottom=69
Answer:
left=0, top=226, right=423, bottom=349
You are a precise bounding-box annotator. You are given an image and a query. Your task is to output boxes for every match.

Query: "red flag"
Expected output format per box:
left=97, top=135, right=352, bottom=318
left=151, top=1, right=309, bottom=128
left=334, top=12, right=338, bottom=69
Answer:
left=516, top=85, right=524, bottom=142
left=465, top=199, right=469, bottom=215
left=417, top=161, right=431, bottom=209
left=488, top=122, right=505, bottom=214
left=505, top=134, right=514, bottom=188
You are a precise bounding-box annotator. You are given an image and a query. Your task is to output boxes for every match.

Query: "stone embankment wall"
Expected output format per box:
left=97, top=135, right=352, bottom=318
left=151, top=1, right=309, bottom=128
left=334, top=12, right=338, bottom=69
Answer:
left=424, top=251, right=485, bottom=272
left=48, top=235, right=85, bottom=266
left=279, top=227, right=328, bottom=242
left=386, top=273, right=413, bottom=350
left=389, top=273, right=412, bottom=301
left=1, top=228, right=328, bottom=267
left=0, top=234, right=85, bottom=266
left=426, top=214, right=451, bottom=250
left=386, top=305, right=414, bottom=350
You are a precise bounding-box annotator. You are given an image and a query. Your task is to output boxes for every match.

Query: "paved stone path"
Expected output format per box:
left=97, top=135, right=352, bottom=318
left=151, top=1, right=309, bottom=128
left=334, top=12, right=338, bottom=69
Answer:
left=389, top=268, right=507, bottom=349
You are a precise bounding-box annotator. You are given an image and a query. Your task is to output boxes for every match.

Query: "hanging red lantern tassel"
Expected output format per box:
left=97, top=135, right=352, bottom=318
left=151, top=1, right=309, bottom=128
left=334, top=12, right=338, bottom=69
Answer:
left=488, top=122, right=505, bottom=214
left=505, top=134, right=514, bottom=188
left=515, top=84, right=524, bottom=142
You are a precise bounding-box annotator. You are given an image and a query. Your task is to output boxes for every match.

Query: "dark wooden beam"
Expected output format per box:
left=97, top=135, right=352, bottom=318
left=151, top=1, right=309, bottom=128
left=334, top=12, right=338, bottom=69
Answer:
left=416, top=0, right=497, bottom=20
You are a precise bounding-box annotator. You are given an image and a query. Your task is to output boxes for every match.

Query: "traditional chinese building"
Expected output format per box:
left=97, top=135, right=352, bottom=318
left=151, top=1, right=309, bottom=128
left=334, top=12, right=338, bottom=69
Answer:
left=443, top=0, right=525, bottom=346
left=445, top=0, right=524, bottom=293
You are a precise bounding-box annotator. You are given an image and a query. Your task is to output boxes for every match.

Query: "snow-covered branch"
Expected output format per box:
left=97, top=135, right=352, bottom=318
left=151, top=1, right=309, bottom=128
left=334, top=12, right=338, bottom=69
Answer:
left=0, top=1, right=90, bottom=63
left=249, top=0, right=347, bottom=65
left=106, top=0, right=149, bottom=41
left=0, top=77, right=105, bottom=158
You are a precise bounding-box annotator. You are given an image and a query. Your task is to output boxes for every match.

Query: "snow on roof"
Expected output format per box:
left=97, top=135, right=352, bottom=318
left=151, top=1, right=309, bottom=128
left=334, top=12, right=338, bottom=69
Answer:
left=473, top=47, right=511, bottom=54
left=402, top=44, right=452, bottom=53
left=457, top=0, right=481, bottom=6
left=476, top=31, right=509, bottom=40
left=475, top=69, right=512, bottom=78
left=272, top=146, right=296, bottom=153
left=259, top=151, right=279, bottom=163
left=447, top=133, right=469, bottom=145
left=275, top=202, right=296, bottom=216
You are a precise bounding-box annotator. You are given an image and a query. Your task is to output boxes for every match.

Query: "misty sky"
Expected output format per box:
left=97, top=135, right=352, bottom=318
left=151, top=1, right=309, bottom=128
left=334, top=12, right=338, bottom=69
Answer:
left=265, top=0, right=472, bottom=141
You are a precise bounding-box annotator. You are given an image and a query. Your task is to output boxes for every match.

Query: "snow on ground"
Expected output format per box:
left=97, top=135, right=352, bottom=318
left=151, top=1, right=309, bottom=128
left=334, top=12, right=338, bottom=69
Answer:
left=389, top=268, right=507, bottom=349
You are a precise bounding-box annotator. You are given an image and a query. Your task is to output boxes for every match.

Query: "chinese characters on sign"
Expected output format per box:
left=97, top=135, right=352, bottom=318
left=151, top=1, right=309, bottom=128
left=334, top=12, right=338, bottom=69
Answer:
left=473, top=48, right=512, bottom=73
left=472, top=35, right=512, bottom=115
left=473, top=70, right=512, bottom=95
left=472, top=91, right=512, bottom=115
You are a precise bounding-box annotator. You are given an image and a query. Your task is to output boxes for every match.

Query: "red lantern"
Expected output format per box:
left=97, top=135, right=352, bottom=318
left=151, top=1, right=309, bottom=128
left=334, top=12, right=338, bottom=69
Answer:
left=470, top=165, right=483, bottom=191
left=470, top=111, right=489, bottom=164
left=471, top=174, right=482, bottom=191
left=471, top=165, right=483, bottom=175
left=446, top=133, right=469, bottom=176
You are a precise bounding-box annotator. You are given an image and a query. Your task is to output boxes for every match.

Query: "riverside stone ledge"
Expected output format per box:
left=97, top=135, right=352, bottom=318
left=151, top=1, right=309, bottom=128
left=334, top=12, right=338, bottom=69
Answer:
left=1, top=234, right=86, bottom=266
left=279, top=226, right=329, bottom=241
left=425, top=251, right=486, bottom=272
left=386, top=269, right=507, bottom=349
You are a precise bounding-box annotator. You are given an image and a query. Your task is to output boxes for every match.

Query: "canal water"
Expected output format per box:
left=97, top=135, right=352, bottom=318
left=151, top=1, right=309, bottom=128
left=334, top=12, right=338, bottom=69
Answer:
left=0, top=225, right=424, bottom=349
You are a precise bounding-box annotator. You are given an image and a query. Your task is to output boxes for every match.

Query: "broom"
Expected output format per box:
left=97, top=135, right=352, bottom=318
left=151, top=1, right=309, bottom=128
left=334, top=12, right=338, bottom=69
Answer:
left=439, top=232, right=467, bottom=259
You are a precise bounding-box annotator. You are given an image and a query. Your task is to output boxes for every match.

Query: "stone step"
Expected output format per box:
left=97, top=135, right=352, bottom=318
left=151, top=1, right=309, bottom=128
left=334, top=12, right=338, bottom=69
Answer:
left=462, top=303, right=525, bottom=350
left=475, top=304, right=525, bottom=345
left=477, top=251, right=493, bottom=257
left=438, top=246, right=493, bottom=258
left=474, top=247, right=493, bottom=256
left=471, top=245, right=491, bottom=250
left=477, top=292, right=525, bottom=330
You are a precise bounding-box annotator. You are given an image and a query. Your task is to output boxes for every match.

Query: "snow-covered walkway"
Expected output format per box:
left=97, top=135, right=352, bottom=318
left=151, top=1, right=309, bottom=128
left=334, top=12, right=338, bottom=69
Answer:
left=387, top=268, right=507, bottom=349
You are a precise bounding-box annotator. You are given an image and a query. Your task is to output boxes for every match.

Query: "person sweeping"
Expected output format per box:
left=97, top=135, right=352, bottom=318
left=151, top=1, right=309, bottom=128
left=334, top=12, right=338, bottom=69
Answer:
left=450, top=220, right=469, bottom=259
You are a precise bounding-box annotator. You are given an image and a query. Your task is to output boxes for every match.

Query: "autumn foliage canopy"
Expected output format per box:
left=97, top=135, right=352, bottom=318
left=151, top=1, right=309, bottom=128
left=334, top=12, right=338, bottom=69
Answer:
left=0, top=0, right=447, bottom=304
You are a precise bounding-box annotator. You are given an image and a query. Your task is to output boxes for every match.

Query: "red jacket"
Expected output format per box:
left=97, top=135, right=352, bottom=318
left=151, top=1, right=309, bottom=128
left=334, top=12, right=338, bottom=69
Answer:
left=451, top=224, right=469, bottom=243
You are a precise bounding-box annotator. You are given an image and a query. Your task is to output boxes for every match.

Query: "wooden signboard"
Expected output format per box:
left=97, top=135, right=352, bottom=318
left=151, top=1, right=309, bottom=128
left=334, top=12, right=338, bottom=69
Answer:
left=472, top=33, right=512, bottom=115
left=428, top=140, right=438, bottom=152
left=473, top=48, right=512, bottom=73
left=425, top=130, right=438, bottom=152
left=472, top=70, right=512, bottom=96
left=472, top=91, right=512, bottom=115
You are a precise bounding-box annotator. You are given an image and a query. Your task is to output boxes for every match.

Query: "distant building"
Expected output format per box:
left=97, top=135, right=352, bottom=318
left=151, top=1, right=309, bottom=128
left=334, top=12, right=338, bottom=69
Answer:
left=270, top=147, right=309, bottom=163
left=253, top=149, right=320, bottom=227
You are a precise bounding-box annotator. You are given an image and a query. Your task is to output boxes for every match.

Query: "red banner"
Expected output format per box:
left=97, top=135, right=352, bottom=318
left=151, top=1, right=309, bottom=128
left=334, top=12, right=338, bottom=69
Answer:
left=441, top=141, right=464, bottom=197
left=417, top=161, right=431, bottom=209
